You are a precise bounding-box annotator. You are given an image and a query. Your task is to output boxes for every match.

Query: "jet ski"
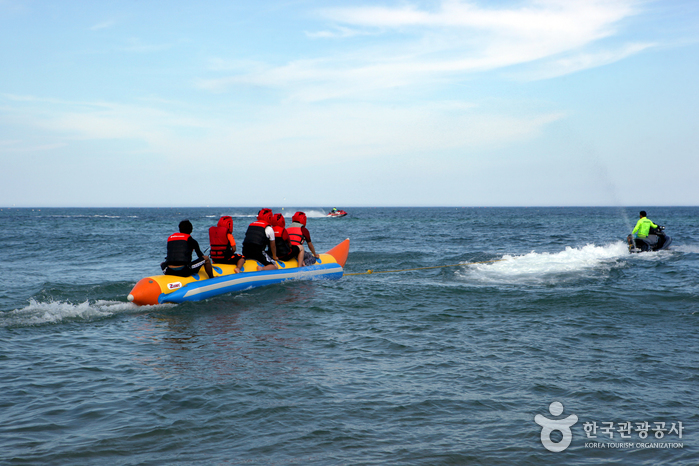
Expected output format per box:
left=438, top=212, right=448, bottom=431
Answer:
left=627, top=225, right=672, bottom=253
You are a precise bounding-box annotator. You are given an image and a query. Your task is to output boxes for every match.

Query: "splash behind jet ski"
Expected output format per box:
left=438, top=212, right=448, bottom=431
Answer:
left=627, top=225, right=672, bottom=253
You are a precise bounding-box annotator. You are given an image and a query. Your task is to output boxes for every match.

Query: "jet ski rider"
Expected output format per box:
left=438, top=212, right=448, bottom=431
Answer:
left=632, top=211, right=658, bottom=241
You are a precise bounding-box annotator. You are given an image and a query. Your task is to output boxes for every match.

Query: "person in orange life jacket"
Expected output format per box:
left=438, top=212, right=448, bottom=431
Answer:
left=161, top=219, right=214, bottom=278
left=209, top=215, right=245, bottom=273
left=269, top=213, right=305, bottom=265
left=288, top=211, right=319, bottom=266
left=242, top=208, right=278, bottom=271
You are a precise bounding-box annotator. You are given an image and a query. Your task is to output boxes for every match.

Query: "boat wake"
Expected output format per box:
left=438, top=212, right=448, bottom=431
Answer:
left=217, top=209, right=330, bottom=219
left=458, top=242, right=631, bottom=285
left=0, top=299, right=154, bottom=328
left=673, top=244, right=699, bottom=254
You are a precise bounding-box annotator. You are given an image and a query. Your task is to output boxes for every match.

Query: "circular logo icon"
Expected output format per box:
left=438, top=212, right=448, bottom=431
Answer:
left=534, top=402, right=578, bottom=452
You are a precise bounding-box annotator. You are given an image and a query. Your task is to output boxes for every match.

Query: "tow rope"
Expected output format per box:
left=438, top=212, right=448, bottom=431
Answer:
left=344, top=259, right=504, bottom=276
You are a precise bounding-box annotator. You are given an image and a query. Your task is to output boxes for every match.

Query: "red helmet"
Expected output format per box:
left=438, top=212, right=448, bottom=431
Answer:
left=292, top=211, right=307, bottom=226
left=217, top=215, right=233, bottom=234
left=257, top=208, right=273, bottom=223
left=272, top=213, right=285, bottom=228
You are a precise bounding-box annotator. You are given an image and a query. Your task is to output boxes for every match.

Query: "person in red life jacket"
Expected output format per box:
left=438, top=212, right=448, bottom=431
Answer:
left=287, top=211, right=319, bottom=266
left=160, top=219, right=214, bottom=278
left=269, top=213, right=305, bottom=265
left=208, top=215, right=245, bottom=273
left=242, top=208, right=278, bottom=271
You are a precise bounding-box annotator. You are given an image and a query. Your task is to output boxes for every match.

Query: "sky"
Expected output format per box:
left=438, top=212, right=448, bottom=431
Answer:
left=1, top=0, right=698, bottom=207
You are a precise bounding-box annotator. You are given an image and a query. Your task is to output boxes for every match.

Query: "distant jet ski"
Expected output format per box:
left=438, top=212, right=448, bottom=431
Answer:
left=327, top=209, right=347, bottom=217
left=627, top=225, right=672, bottom=253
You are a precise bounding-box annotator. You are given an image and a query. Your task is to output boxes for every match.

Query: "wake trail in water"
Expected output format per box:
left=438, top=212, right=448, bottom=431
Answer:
left=216, top=209, right=330, bottom=219
left=0, top=299, right=163, bottom=328
left=459, top=242, right=630, bottom=284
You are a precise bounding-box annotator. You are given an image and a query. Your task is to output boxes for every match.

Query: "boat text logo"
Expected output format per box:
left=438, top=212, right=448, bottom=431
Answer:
left=168, top=282, right=182, bottom=290
left=535, top=402, right=578, bottom=452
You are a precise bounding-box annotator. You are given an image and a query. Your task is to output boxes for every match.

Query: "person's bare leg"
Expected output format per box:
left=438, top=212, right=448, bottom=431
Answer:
left=296, top=244, right=305, bottom=266
left=204, top=257, right=214, bottom=278
left=235, top=257, right=245, bottom=273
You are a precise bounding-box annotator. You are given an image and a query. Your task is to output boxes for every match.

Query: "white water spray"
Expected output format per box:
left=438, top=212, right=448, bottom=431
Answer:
left=0, top=299, right=149, bottom=327
left=459, top=242, right=630, bottom=284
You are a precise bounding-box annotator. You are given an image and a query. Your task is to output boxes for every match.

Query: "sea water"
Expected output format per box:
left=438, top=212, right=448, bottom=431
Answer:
left=1, top=207, right=698, bottom=465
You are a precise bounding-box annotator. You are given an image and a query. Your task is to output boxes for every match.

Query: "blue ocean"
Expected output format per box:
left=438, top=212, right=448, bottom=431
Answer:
left=1, top=207, right=697, bottom=465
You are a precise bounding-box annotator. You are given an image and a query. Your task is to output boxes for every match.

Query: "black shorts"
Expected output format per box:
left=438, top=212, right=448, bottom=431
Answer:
left=277, top=245, right=301, bottom=262
left=212, top=253, right=244, bottom=265
left=161, top=257, right=206, bottom=277
left=242, top=244, right=275, bottom=266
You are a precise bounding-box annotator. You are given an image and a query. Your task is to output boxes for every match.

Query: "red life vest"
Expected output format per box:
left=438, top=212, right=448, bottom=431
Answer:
left=287, top=226, right=305, bottom=246
left=209, top=216, right=235, bottom=262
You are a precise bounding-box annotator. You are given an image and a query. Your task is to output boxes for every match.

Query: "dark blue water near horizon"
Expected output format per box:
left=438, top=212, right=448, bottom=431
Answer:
left=1, top=206, right=698, bottom=465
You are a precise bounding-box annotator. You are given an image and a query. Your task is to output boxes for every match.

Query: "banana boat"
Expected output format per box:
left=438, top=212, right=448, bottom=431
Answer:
left=127, top=238, right=349, bottom=305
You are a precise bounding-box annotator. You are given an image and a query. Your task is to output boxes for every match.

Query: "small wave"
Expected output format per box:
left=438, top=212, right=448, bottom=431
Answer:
left=0, top=299, right=142, bottom=327
left=459, top=242, right=629, bottom=284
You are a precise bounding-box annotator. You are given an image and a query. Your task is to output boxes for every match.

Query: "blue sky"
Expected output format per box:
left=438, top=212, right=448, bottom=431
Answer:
left=1, top=0, right=697, bottom=207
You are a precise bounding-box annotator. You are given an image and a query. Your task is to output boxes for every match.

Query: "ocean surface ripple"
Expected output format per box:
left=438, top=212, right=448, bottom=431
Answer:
left=1, top=207, right=697, bottom=465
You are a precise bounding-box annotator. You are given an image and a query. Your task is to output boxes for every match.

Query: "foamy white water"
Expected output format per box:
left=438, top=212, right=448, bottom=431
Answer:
left=0, top=299, right=146, bottom=327
left=673, top=244, right=699, bottom=254
left=219, top=209, right=332, bottom=219
left=459, top=242, right=630, bottom=284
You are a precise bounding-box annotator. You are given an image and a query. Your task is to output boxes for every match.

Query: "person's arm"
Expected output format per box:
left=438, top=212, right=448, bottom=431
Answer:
left=190, top=237, right=205, bottom=258
left=269, top=239, right=277, bottom=260
left=228, top=233, right=237, bottom=254
left=303, top=228, right=319, bottom=257
left=632, top=219, right=641, bottom=236
left=307, top=241, right=319, bottom=257
left=266, top=226, right=278, bottom=260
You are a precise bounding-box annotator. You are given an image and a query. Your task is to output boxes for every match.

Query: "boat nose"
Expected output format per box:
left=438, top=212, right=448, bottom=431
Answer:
left=128, top=278, right=162, bottom=306
left=326, top=238, right=350, bottom=267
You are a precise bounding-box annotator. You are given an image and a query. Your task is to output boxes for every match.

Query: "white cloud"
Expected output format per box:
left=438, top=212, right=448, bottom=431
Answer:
left=89, top=20, right=115, bottom=31
left=118, top=37, right=173, bottom=53
left=202, top=0, right=646, bottom=100
left=512, top=42, right=657, bottom=80
left=1, top=93, right=562, bottom=172
left=1, top=142, right=66, bottom=153
left=304, top=26, right=378, bottom=39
